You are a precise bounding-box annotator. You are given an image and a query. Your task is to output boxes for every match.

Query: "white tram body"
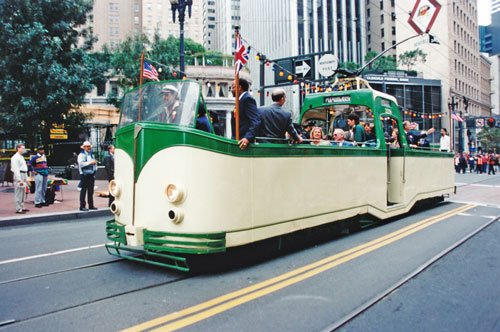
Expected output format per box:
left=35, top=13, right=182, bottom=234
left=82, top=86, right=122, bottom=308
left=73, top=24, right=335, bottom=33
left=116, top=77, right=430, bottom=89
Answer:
left=106, top=80, right=454, bottom=271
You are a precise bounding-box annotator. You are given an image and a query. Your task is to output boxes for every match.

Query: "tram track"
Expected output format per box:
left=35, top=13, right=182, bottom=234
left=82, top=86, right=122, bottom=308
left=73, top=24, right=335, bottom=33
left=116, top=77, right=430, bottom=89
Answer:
left=324, top=212, right=500, bottom=332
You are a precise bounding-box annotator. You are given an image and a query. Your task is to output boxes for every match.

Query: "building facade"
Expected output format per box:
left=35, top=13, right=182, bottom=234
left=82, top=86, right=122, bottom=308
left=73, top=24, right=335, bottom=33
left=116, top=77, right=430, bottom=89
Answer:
left=365, top=0, right=397, bottom=58
left=240, top=0, right=367, bottom=117
left=395, top=0, right=482, bottom=127
left=90, top=0, right=205, bottom=51
left=479, top=54, right=493, bottom=116
left=203, top=0, right=240, bottom=54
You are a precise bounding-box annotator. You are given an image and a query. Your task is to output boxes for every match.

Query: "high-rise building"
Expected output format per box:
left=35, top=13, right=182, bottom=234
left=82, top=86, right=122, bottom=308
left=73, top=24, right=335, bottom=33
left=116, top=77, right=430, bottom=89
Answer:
left=203, top=0, right=240, bottom=54
left=89, top=0, right=205, bottom=51
left=365, top=0, right=397, bottom=57
left=240, top=0, right=367, bottom=112
left=395, top=0, right=483, bottom=121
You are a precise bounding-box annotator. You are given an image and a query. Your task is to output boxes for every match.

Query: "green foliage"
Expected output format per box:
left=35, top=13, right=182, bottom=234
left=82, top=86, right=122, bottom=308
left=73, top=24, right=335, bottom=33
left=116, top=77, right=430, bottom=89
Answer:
left=0, top=0, right=109, bottom=148
left=477, top=127, right=500, bottom=152
left=107, top=33, right=206, bottom=108
left=363, top=51, right=397, bottom=72
left=398, top=49, right=427, bottom=71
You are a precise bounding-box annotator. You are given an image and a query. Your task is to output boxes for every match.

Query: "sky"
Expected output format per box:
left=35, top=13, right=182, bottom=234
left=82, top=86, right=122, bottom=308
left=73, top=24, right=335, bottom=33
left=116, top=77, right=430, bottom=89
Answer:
left=478, top=0, right=491, bottom=25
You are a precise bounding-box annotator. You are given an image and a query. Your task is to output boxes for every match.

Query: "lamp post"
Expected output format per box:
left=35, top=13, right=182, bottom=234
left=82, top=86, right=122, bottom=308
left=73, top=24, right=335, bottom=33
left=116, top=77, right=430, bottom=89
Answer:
left=169, top=0, right=192, bottom=78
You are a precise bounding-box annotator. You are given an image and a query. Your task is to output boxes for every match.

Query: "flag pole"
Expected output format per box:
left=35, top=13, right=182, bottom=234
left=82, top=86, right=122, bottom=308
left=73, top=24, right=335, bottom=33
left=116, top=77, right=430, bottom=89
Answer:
left=138, top=53, right=145, bottom=121
left=234, top=27, right=240, bottom=141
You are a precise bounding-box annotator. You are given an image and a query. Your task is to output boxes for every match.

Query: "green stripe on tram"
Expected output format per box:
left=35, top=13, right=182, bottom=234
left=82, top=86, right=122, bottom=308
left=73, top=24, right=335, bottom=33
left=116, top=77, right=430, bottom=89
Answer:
left=115, top=123, right=452, bottom=183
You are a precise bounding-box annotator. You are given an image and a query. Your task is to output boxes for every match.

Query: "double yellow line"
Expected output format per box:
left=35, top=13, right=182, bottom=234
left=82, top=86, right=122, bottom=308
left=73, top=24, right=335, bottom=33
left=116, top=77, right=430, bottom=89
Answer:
left=124, top=204, right=476, bottom=332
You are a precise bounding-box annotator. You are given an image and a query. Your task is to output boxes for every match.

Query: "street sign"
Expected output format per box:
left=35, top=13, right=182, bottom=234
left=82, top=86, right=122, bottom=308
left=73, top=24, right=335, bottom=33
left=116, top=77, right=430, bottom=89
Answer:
left=408, top=0, right=442, bottom=35
left=318, top=54, right=338, bottom=77
left=293, top=58, right=313, bottom=79
left=295, top=60, right=311, bottom=77
left=476, top=119, right=484, bottom=128
left=50, top=133, right=68, bottom=140
left=50, top=128, right=68, bottom=140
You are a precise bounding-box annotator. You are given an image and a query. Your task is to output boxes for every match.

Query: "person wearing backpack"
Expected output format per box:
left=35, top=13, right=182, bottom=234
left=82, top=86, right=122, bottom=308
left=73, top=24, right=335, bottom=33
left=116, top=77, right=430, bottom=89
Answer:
left=77, top=141, right=97, bottom=211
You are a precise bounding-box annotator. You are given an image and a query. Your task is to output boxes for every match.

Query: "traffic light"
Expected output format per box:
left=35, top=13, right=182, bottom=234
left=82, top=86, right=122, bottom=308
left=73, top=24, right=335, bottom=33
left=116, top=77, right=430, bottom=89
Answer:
left=487, top=117, right=495, bottom=127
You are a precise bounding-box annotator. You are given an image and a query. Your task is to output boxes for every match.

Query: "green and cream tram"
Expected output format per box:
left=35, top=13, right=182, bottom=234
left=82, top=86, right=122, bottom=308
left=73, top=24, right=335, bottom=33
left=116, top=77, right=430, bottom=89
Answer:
left=105, top=78, right=454, bottom=271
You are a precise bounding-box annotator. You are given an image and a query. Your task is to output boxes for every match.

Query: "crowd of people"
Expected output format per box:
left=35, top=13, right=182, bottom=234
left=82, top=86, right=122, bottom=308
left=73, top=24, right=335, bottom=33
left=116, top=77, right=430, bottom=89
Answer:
left=454, top=152, right=499, bottom=175
left=9, top=142, right=115, bottom=214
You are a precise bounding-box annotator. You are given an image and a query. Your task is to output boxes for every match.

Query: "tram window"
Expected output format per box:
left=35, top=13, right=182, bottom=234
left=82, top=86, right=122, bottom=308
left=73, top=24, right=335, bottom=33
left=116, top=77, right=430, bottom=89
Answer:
left=301, top=104, right=376, bottom=146
left=381, top=117, right=401, bottom=149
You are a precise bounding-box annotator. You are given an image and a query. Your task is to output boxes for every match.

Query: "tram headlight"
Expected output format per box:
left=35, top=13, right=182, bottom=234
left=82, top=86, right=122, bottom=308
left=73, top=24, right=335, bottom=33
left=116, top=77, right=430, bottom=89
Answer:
left=168, top=208, right=184, bottom=224
left=110, top=202, right=121, bottom=215
left=109, top=180, right=121, bottom=198
left=165, top=184, right=184, bottom=203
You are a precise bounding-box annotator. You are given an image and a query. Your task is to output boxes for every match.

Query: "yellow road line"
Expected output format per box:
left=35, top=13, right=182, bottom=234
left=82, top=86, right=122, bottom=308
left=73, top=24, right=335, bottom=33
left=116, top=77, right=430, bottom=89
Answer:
left=123, top=204, right=475, bottom=332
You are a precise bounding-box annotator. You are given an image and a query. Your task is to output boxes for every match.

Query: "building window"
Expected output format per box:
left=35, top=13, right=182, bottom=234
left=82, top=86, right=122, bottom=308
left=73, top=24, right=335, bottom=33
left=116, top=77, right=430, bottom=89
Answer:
left=134, top=3, right=139, bottom=12
left=97, top=82, right=106, bottom=96
left=367, top=8, right=370, bottom=17
left=380, top=14, right=384, bottom=24
left=368, top=34, right=371, bottom=43
left=367, top=21, right=371, bottom=31
left=134, top=16, right=139, bottom=25
left=381, top=28, right=384, bottom=37
left=380, top=1, right=383, bottom=10
left=381, top=42, right=385, bottom=50
left=392, top=26, right=396, bottom=35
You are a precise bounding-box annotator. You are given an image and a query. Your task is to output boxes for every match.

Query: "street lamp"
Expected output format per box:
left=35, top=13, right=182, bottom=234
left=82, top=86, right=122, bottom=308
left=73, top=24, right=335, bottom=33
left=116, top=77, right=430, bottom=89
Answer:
left=169, top=0, right=192, bottom=78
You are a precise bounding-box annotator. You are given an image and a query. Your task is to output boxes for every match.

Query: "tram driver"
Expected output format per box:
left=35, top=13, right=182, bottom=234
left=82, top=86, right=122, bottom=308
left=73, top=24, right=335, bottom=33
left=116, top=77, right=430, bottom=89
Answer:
left=159, top=85, right=181, bottom=124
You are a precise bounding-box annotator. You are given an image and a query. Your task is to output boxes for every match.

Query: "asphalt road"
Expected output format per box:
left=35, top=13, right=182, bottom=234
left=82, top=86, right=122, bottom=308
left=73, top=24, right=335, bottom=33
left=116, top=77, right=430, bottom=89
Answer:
left=0, top=173, right=499, bottom=332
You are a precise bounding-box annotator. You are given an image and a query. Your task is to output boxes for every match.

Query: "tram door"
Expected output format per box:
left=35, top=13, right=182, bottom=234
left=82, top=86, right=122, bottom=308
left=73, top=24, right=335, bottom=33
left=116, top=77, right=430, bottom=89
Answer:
left=383, top=117, right=405, bottom=205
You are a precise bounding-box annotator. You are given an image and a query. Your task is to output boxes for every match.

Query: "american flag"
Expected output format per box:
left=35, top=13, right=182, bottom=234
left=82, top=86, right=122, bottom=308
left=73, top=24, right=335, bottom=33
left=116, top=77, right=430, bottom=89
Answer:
left=234, top=35, right=248, bottom=76
left=143, top=61, right=159, bottom=81
left=451, top=110, right=464, bottom=122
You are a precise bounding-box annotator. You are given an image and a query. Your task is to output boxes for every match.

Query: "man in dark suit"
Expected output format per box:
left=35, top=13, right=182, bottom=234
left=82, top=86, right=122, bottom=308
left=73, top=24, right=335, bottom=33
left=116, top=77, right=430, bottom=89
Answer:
left=231, top=78, right=261, bottom=150
left=257, top=88, right=303, bottom=144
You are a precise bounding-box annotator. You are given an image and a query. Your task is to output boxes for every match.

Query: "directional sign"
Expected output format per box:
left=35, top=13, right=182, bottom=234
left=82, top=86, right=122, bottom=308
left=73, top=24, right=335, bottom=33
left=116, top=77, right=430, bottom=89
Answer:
left=293, top=59, right=313, bottom=79
left=295, top=61, right=311, bottom=77
left=318, top=54, right=338, bottom=77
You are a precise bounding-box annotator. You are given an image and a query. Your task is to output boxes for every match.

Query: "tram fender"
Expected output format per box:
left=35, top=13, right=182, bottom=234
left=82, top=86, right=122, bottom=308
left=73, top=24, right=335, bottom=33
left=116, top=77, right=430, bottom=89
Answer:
left=125, top=225, right=144, bottom=246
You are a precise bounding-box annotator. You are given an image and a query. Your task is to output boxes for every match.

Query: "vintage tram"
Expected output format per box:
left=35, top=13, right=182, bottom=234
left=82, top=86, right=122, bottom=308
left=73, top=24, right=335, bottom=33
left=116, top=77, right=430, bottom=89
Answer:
left=105, top=78, right=454, bottom=271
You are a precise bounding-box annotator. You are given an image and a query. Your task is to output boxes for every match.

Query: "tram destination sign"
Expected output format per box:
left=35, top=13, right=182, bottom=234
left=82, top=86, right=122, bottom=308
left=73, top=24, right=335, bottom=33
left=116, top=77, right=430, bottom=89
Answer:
left=324, top=96, right=351, bottom=104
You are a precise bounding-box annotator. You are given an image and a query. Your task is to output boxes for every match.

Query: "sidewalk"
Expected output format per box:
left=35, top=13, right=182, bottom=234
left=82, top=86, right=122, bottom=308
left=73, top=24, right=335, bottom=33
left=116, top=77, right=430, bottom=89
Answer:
left=0, top=179, right=112, bottom=226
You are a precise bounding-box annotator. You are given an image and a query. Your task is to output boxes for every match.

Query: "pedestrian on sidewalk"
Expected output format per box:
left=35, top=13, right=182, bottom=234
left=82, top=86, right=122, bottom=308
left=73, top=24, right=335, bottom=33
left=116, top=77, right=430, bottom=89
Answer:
left=11, top=143, right=28, bottom=214
left=104, top=144, right=115, bottom=206
left=488, top=153, right=496, bottom=175
left=78, top=141, right=97, bottom=211
left=29, top=146, right=49, bottom=208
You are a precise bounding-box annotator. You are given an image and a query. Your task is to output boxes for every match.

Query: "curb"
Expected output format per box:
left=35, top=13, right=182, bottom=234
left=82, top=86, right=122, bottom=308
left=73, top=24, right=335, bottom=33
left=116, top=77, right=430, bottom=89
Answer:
left=0, top=209, right=113, bottom=227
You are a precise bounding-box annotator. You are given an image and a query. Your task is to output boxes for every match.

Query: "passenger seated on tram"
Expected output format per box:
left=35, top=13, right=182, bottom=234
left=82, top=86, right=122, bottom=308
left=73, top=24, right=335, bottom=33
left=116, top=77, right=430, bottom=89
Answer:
left=390, top=128, right=400, bottom=149
left=365, top=123, right=376, bottom=141
left=195, top=103, right=212, bottom=133
left=310, top=127, right=330, bottom=146
left=331, top=129, right=354, bottom=147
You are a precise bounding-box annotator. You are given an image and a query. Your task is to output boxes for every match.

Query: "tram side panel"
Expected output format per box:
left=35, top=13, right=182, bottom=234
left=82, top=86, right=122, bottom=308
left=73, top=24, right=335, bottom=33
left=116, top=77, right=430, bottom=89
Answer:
left=250, top=155, right=388, bottom=243
left=402, top=154, right=454, bottom=205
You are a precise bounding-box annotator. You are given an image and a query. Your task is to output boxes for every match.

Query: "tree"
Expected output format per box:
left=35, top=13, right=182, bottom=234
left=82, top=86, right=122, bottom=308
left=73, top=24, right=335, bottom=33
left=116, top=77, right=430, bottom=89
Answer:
left=0, top=0, right=109, bottom=148
left=477, top=127, right=500, bottom=152
left=363, top=51, right=398, bottom=72
left=398, top=49, right=427, bottom=71
left=107, top=33, right=206, bottom=108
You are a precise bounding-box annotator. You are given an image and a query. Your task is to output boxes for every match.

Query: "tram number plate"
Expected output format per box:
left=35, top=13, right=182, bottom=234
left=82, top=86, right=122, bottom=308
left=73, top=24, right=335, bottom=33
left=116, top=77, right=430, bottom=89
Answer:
left=324, top=96, right=350, bottom=104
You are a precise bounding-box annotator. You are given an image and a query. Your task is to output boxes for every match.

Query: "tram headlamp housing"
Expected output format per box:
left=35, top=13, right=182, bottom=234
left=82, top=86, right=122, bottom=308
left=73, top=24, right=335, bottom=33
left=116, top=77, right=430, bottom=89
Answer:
left=110, top=202, right=121, bottom=215
left=109, top=180, right=121, bottom=198
left=165, top=184, right=184, bottom=203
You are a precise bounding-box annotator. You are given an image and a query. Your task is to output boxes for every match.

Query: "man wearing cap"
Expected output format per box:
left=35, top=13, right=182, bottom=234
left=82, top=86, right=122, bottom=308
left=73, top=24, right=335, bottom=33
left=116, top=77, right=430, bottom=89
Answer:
left=29, top=146, right=49, bottom=208
left=11, top=143, right=29, bottom=214
left=78, top=141, right=98, bottom=211
left=159, top=85, right=181, bottom=124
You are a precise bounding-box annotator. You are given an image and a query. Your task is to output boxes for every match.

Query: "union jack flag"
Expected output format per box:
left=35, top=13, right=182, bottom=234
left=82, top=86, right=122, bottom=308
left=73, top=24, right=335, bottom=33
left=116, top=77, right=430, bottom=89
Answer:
left=143, top=61, right=159, bottom=81
left=234, top=35, right=248, bottom=76
left=451, top=110, right=464, bottom=122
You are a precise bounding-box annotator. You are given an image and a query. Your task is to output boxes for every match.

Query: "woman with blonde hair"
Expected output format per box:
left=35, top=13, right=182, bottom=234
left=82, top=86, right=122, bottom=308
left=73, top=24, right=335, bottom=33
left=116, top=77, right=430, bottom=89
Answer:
left=310, top=127, right=330, bottom=146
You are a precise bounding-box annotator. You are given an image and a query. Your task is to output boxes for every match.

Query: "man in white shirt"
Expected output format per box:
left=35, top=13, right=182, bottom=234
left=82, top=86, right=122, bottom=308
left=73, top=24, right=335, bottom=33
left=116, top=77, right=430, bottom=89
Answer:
left=77, top=141, right=98, bottom=211
left=439, top=128, right=451, bottom=152
left=11, top=143, right=28, bottom=214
